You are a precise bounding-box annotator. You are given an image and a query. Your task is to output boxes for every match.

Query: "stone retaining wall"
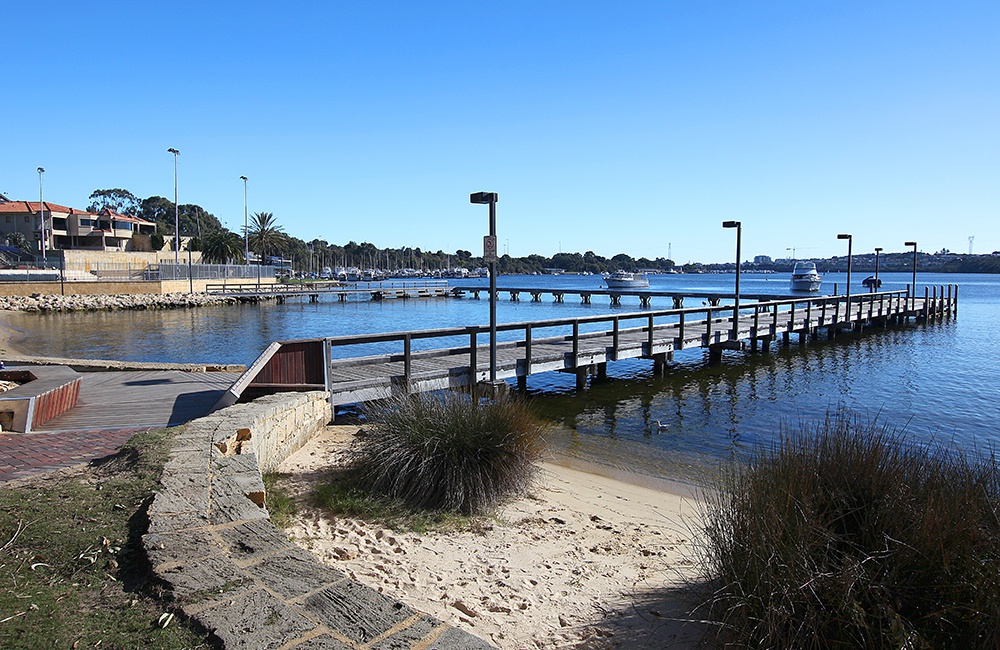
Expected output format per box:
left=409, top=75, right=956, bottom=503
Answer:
left=144, top=391, right=492, bottom=649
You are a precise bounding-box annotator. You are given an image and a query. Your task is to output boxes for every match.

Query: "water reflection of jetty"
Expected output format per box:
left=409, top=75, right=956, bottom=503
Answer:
left=220, top=286, right=957, bottom=415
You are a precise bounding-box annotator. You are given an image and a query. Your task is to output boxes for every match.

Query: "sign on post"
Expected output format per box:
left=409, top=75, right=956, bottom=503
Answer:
left=483, top=235, right=498, bottom=263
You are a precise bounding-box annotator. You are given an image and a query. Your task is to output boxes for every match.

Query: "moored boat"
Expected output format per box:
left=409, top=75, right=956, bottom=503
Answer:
left=604, top=270, right=650, bottom=289
left=790, top=262, right=822, bottom=292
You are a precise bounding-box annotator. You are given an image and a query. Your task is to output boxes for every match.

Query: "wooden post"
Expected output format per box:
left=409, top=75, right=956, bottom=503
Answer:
left=705, top=308, right=713, bottom=345
left=572, top=321, right=579, bottom=366
left=923, top=286, right=929, bottom=320
left=468, top=329, right=478, bottom=398
left=612, top=318, right=620, bottom=359
left=524, top=324, right=532, bottom=376
left=403, top=334, right=412, bottom=390
left=647, top=314, right=655, bottom=351
left=677, top=312, right=685, bottom=349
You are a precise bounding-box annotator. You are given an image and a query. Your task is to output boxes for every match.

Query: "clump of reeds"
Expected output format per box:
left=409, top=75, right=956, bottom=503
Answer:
left=350, top=392, right=546, bottom=515
left=700, top=412, right=1000, bottom=648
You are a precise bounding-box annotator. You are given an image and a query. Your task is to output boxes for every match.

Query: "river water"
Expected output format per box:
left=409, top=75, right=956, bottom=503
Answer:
left=7, top=272, right=997, bottom=484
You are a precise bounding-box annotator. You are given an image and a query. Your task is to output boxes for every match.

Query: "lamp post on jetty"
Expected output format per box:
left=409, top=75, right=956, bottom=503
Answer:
left=470, top=191, right=499, bottom=388
left=37, top=167, right=46, bottom=264
left=905, top=241, right=917, bottom=310
left=838, top=233, right=853, bottom=304
left=722, top=220, right=742, bottom=338
left=240, top=175, right=249, bottom=265
left=168, top=148, right=180, bottom=264
left=873, top=247, right=883, bottom=292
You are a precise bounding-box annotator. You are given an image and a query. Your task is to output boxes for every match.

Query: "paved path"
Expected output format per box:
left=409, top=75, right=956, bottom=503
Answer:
left=0, top=370, right=237, bottom=483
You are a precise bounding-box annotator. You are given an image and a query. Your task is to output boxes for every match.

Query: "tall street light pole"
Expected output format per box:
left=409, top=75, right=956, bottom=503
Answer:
left=470, top=191, right=499, bottom=387
left=723, top=221, right=742, bottom=338
left=167, top=148, right=180, bottom=264
left=873, top=247, right=883, bottom=291
left=37, top=167, right=46, bottom=264
left=838, top=233, right=853, bottom=306
left=905, top=241, right=917, bottom=310
left=240, top=176, right=249, bottom=264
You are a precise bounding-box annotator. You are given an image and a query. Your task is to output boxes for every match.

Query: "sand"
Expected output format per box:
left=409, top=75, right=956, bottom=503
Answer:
left=273, top=426, right=711, bottom=649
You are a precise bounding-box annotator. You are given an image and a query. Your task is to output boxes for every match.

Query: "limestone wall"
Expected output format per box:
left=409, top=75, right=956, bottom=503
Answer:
left=144, top=391, right=491, bottom=649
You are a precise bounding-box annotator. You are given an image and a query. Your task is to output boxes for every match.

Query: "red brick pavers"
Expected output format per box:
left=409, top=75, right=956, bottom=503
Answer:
left=0, top=426, right=150, bottom=483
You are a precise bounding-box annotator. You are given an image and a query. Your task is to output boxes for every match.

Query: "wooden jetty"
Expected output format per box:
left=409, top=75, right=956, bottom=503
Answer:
left=219, top=285, right=957, bottom=414
left=451, top=284, right=796, bottom=308
left=206, top=280, right=451, bottom=303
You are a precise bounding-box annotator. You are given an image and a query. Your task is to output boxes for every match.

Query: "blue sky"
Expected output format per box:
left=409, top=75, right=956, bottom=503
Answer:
left=4, top=2, right=998, bottom=263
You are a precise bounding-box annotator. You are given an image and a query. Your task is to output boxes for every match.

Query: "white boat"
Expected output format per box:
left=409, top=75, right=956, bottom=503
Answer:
left=604, top=270, right=650, bottom=289
left=790, top=262, right=822, bottom=292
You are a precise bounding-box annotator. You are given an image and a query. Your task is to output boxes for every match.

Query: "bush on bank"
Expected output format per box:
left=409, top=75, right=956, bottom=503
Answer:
left=350, top=393, right=546, bottom=515
left=700, top=413, right=1000, bottom=649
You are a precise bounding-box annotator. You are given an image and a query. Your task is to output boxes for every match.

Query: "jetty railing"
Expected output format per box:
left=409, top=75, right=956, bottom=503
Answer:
left=217, top=286, right=957, bottom=411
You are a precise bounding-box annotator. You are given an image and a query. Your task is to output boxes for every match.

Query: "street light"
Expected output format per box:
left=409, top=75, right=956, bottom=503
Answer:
left=470, top=191, right=499, bottom=386
left=873, top=247, right=883, bottom=292
left=240, top=176, right=249, bottom=264
left=723, top=221, right=742, bottom=338
left=167, top=148, right=179, bottom=264
left=905, top=241, right=917, bottom=309
left=37, top=167, right=46, bottom=264
left=838, top=233, right=853, bottom=305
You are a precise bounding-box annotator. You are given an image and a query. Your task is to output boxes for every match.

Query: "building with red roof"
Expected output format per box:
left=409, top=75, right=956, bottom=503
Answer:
left=0, top=201, right=157, bottom=254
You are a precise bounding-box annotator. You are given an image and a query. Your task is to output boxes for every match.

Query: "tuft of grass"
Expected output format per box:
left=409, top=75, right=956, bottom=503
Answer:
left=0, top=427, right=213, bottom=649
left=700, top=412, right=1000, bottom=649
left=349, top=392, right=547, bottom=515
left=262, top=473, right=298, bottom=529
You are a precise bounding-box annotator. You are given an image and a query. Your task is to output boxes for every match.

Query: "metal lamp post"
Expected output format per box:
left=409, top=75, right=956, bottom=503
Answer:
left=470, top=191, right=499, bottom=386
left=838, top=233, right=853, bottom=307
left=37, top=167, right=46, bottom=263
left=873, top=247, right=883, bottom=292
left=240, top=176, right=249, bottom=264
left=723, top=221, right=742, bottom=338
left=905, top=241, right=917, bottom=309
left=167, top=148, right=180, bottom=264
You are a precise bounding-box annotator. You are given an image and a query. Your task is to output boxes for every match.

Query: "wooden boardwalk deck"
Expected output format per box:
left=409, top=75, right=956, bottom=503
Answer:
left=34, top=370, right=238, bottom=432
left=223, top=286, right=957, bottom=413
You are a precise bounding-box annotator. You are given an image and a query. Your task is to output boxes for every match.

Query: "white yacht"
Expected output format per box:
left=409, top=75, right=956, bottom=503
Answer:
left=604, top=271, right=650, bottom=289
left=790, top=262, right=822, bottom=292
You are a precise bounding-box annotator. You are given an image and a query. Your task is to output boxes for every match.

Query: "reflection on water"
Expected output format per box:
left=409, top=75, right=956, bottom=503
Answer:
left=6, top=272, right=998, bottom=483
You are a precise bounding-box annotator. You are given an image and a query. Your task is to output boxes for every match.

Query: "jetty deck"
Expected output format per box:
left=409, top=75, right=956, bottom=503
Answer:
left=220, top=285, right=957, bottom=413
left=206, top=280, right=451, bottom=302
left=450, top=284, right=797, bottom=308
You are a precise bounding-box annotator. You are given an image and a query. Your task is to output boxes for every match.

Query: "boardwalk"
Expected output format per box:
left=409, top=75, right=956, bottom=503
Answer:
left=226, top=286, right=957, bottom=413
left=206, top=280, right=451, bottom=302
left=0, top=370, right=237, bottom=482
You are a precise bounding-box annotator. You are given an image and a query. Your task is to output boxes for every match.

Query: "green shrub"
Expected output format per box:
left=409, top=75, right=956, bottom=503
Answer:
left=700, top=413, right=1000, bottom=649
left=350, top=393, right=546, bottom=515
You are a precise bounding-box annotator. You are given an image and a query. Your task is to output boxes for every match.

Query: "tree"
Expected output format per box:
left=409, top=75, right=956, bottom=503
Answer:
left=248, top=212, right=287, bottom=263
left=201, top=230, right=245, bottom=264
left=87, top=189, right=140, bottom=215
left=5, top=232, right=31, bottom=253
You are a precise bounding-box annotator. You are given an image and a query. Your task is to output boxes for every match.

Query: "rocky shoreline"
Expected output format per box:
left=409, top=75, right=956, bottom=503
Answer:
left=0, top=292, right=250, bottom=313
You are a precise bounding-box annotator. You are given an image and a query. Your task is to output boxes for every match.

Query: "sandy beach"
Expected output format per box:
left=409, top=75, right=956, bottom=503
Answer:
left=273, top=426, right=711, bottom=649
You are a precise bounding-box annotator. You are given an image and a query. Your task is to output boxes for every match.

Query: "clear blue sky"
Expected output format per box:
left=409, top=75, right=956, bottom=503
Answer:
left=5, top=1, right=998, bottom=263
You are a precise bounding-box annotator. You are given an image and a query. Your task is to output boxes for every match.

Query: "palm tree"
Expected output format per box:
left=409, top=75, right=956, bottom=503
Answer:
left=248, top=211, right=287, bottom=264
left=201, top=229, right=245, bottom=264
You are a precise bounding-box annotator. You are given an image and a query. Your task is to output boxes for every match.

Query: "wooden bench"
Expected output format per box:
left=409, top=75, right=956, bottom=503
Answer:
left=0, top=366, right=82, bottom=432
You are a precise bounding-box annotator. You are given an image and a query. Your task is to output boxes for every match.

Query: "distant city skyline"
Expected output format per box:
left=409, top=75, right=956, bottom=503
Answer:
left=4, top=2, right=997, bottom=263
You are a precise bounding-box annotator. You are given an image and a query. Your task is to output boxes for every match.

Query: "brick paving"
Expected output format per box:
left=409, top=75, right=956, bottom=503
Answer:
left=0, top=426, right=150, bottom=483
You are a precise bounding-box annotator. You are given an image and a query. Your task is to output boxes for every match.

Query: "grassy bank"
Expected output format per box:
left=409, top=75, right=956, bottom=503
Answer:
left=0, top=428, right=212, bottom=649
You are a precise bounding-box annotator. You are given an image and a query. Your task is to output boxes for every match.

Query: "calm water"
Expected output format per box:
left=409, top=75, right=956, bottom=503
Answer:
left=8, top=272, right=997, bottom=483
